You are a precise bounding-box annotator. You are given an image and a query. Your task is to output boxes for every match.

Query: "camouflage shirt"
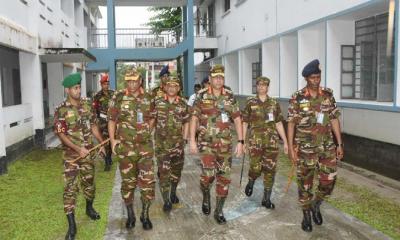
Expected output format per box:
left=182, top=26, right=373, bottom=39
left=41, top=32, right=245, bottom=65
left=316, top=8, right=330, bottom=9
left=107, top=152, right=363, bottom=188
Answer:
left=93, top=89, right=114, bottom=122
left=54, top=98, right=97, bottom=158
left=287, top=87, right=341, bottom=149
left=192, top=87, right=241, bottom=142
left=242, top=96, right=284, bottom=137
left=151, top=86, right=165, bottom=99
left=155, top=95, right=190, bottom=143
left=108, top=88, right=155, bottom=143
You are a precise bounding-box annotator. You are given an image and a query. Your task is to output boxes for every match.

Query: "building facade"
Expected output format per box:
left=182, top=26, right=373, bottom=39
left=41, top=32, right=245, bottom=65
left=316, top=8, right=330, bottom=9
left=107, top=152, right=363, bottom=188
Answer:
left=0, top=0, right=102, bottom=173
left=196, top=0, right=400, bottom=179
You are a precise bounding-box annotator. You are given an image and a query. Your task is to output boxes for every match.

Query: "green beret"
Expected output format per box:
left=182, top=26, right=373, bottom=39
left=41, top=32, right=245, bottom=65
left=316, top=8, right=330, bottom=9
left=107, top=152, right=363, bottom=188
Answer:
left=62, top=73, right=81, bottom=88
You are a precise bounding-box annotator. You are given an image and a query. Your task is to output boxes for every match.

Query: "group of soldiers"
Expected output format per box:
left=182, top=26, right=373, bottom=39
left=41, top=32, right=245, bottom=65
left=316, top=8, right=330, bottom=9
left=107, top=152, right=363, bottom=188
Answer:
left=54, top=59, right=344, bottom=240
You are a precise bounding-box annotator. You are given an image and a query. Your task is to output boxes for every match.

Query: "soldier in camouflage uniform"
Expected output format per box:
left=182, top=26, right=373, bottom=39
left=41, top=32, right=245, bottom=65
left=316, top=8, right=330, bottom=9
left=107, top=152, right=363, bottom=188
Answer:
left=189, top=64, right=244, bottom=225
left=54, top=73, right=105, bottom=240
left=92, top=74, right=114, bottom=171
left=108, top=69, right=156, bottom=230
left=154, top=76, right=190, bottom=212
left=242, top=76, right=288, bottom=209
left=287, top=59, right=344, bottom=232
left=151, top=65, right=170, bottom=98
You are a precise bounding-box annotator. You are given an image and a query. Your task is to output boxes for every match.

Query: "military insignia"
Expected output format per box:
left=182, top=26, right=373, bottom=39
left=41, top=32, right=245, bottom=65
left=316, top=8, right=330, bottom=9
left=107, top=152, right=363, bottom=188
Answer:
left=67, top=111, right=75, bottom=118
left=124, top=105, right=129, bottom=109
left=250, top=105, right=259, bottom=110
left=299, top=99, right=310, bottom=111
left=203, top=100, right=213, bottom=104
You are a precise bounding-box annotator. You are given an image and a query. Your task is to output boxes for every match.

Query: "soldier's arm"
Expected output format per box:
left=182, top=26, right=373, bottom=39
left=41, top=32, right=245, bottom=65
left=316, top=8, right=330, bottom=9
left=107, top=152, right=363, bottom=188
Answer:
left=189, top=115, right=199, bottom=154
left=276, top=122, right=288, bottom=154
left=331, top=118, right=344, bottom=160
left=91, top=124, right=104, bottom=143
left=57, top=132, right=89, bottom=158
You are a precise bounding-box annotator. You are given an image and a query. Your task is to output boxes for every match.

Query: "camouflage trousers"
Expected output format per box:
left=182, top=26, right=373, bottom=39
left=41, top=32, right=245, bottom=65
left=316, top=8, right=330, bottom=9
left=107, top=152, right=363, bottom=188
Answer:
left=199, top=142, right=232, bottom=198
left=248, top=137, right=279, bottom=191
left=63, top=153, right=96, bottom=214
left=156, top=141, right=184, bottom=194
left=296, top=146, right=337, bottom=210
left=114, top=142, right=156, bottom=205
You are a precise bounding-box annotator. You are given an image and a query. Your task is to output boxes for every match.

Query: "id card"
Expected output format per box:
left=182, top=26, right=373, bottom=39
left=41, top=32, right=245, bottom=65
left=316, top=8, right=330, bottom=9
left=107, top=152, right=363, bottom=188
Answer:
left=221, top=112, right=229, bottom=123
left=267, top=112, right=274, bottom=121
left=316, top=112, right=324, bottom=124
left=137, top=111, right=143, bottom=123
left=99, top=113, right=107, bottom=119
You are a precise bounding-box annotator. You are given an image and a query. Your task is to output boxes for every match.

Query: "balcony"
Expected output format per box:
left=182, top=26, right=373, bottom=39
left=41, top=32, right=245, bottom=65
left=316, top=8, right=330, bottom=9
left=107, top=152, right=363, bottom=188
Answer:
left=89, top=23, right=185, bottom=49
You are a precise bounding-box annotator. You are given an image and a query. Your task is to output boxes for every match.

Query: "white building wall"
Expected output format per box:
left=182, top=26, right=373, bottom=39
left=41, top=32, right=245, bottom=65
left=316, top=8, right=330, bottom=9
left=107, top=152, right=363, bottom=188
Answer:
left=326, top=19, right=355, bottom=101
left=47, top=63, right=64, bottom=116
left=279, top=33, right=298, bottom=98
left=239, top=48, right=259, bottom=95
left=277, top=0, right=373, bottom=33
left=19, top=52, right=45, bottom=130
left=397, top=0, right=400, bottom=107
left=297, top=22, right=326, bottom=89
left=215, top=0, right=277, bottom=54
left=224, top=53, right=239, bottom=93
left=342, top=108, right=400, bottom=145
left=262, top=39, right=279, bottom=97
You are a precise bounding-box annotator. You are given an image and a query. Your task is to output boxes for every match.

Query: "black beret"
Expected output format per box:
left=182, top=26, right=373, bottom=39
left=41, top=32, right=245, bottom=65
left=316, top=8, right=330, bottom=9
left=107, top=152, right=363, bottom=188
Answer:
left=302, top=59, right=321, bottom=77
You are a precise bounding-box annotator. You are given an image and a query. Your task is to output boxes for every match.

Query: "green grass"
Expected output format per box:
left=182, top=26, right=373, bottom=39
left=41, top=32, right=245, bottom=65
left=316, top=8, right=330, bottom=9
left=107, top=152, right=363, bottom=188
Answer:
left=277, top=152, right=400, bottom=240
left=0, top=149, right=116, bottom=240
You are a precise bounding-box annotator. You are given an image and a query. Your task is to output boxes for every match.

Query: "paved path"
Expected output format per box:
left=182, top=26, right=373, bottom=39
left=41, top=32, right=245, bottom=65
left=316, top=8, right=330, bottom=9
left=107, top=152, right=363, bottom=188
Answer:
left=104, top=153, right=390, bottom=240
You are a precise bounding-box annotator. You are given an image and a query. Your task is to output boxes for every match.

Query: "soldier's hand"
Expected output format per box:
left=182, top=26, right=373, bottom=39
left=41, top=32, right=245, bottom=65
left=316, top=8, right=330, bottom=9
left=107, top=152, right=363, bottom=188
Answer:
left=288, top=147, right=297, bottom=164
left=99, top=146, right=106, bottom=157
left=336, top=146, right=344, bottom=161
left=283, top=143, right=289, bottom=155
left=189, top=141, right=198, bottom=154
left=79, top=147, right=90, bottom=158
left=235, top=143, right=244, bottom=158
left=111, top=139, right=121, bottom=155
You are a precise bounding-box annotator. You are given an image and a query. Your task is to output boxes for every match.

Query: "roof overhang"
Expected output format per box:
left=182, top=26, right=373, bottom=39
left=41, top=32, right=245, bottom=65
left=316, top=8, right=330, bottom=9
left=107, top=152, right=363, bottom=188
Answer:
left=40, top=48, right=97, bottom=63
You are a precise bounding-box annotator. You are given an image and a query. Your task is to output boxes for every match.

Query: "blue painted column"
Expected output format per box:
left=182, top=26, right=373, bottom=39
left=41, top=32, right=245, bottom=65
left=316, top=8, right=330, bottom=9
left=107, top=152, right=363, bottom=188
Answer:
left=107, top=0, right=116, bottom=89
left=184, top=0, right=195, bottom=96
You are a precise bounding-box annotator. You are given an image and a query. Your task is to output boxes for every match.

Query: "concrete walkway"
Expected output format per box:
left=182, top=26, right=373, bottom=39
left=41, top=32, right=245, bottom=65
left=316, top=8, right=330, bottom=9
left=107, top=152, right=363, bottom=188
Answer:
left=104, top=153, right=390, bottom=240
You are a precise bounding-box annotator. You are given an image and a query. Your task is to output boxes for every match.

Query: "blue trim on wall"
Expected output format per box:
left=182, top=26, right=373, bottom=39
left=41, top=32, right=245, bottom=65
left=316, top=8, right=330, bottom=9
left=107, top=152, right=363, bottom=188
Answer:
left=107, top=0, right=116, bottom=49
left=185, top=0, right=195, bottom=96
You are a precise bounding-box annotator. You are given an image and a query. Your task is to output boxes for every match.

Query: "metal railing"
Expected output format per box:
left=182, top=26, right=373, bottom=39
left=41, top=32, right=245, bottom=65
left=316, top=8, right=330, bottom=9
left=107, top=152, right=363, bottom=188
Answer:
left=194, top=17, right=215, bottom=37
left=89, top=23, right=185, bottom=49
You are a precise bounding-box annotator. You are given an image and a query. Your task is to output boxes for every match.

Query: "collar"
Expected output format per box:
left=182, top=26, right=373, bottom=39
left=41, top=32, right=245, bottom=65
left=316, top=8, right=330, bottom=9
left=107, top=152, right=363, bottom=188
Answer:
left=207, top=86, right=225, bottom=96
left=303, top=87, right=323, bottom=97
left=164, top=94, right=180, bottom=103
left=124, top=87, right=144, bottom=97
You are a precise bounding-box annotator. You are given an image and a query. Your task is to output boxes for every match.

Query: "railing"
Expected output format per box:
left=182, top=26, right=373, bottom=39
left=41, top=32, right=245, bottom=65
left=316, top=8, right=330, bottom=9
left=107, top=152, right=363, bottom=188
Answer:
left=89, top=23, right=185, bottom=49
left=194, top=17, right=215, bottom=38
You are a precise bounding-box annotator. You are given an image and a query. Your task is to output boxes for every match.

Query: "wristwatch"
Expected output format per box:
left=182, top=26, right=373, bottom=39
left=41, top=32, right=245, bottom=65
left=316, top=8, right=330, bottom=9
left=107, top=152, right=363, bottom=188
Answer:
left=238, top=140, right=244, bottom=144
left=336, top=143, right=344, bottom=147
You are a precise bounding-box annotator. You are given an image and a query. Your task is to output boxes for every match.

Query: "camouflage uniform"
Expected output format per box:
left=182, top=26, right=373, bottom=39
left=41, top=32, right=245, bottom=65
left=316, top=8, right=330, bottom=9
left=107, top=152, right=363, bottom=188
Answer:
left=108, top=88, right=156, bottom=205
left=288, top=87, right=340, bottom=209
left=93, top=89, right=114, bottom=164
left=192, top=87, right=241, bottom=197
left=242, top=96, right=284, bottom=190
left=54, top=98, right=97, bottom=214
left=155, top=94, right=189, bottom=198
left=151, top=86, right=165, bottom=99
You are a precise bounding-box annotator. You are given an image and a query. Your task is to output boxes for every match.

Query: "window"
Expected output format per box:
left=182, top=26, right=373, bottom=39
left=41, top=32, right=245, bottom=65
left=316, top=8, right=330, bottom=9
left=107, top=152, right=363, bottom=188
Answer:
left=252, top=62, right=261, bottom=94
left=0, top=46, right=21, bottom=107
left=224, top=0, right=230, bottom=12
left=341, top=12, right=395, bottom=101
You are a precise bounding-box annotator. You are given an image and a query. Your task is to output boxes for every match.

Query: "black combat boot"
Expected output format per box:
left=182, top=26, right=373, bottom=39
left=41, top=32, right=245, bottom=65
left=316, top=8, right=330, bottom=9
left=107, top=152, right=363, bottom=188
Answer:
left=214, top=197, right=227, bottom=224
left=86, top=199, right=100, bottom=220
left=65, top=213, right=76, bottom=240
left=301, top=209, right=313, bottom=232
left=162, top=189, right=172, bottom=212
left=201, top=187, right=211, bottom=215
left=244, top=179, right=255, bottom=197
left=311, top=200, right=323, bottom=225
left=104, top=155, right=112, bottom=172
left=140, top=201, right=153, bottom=230
left=261, top=189, right=275, bottom=209
left=125, top=204, right=136, bottom=229
left=170, top=182, right=180, bottom=204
